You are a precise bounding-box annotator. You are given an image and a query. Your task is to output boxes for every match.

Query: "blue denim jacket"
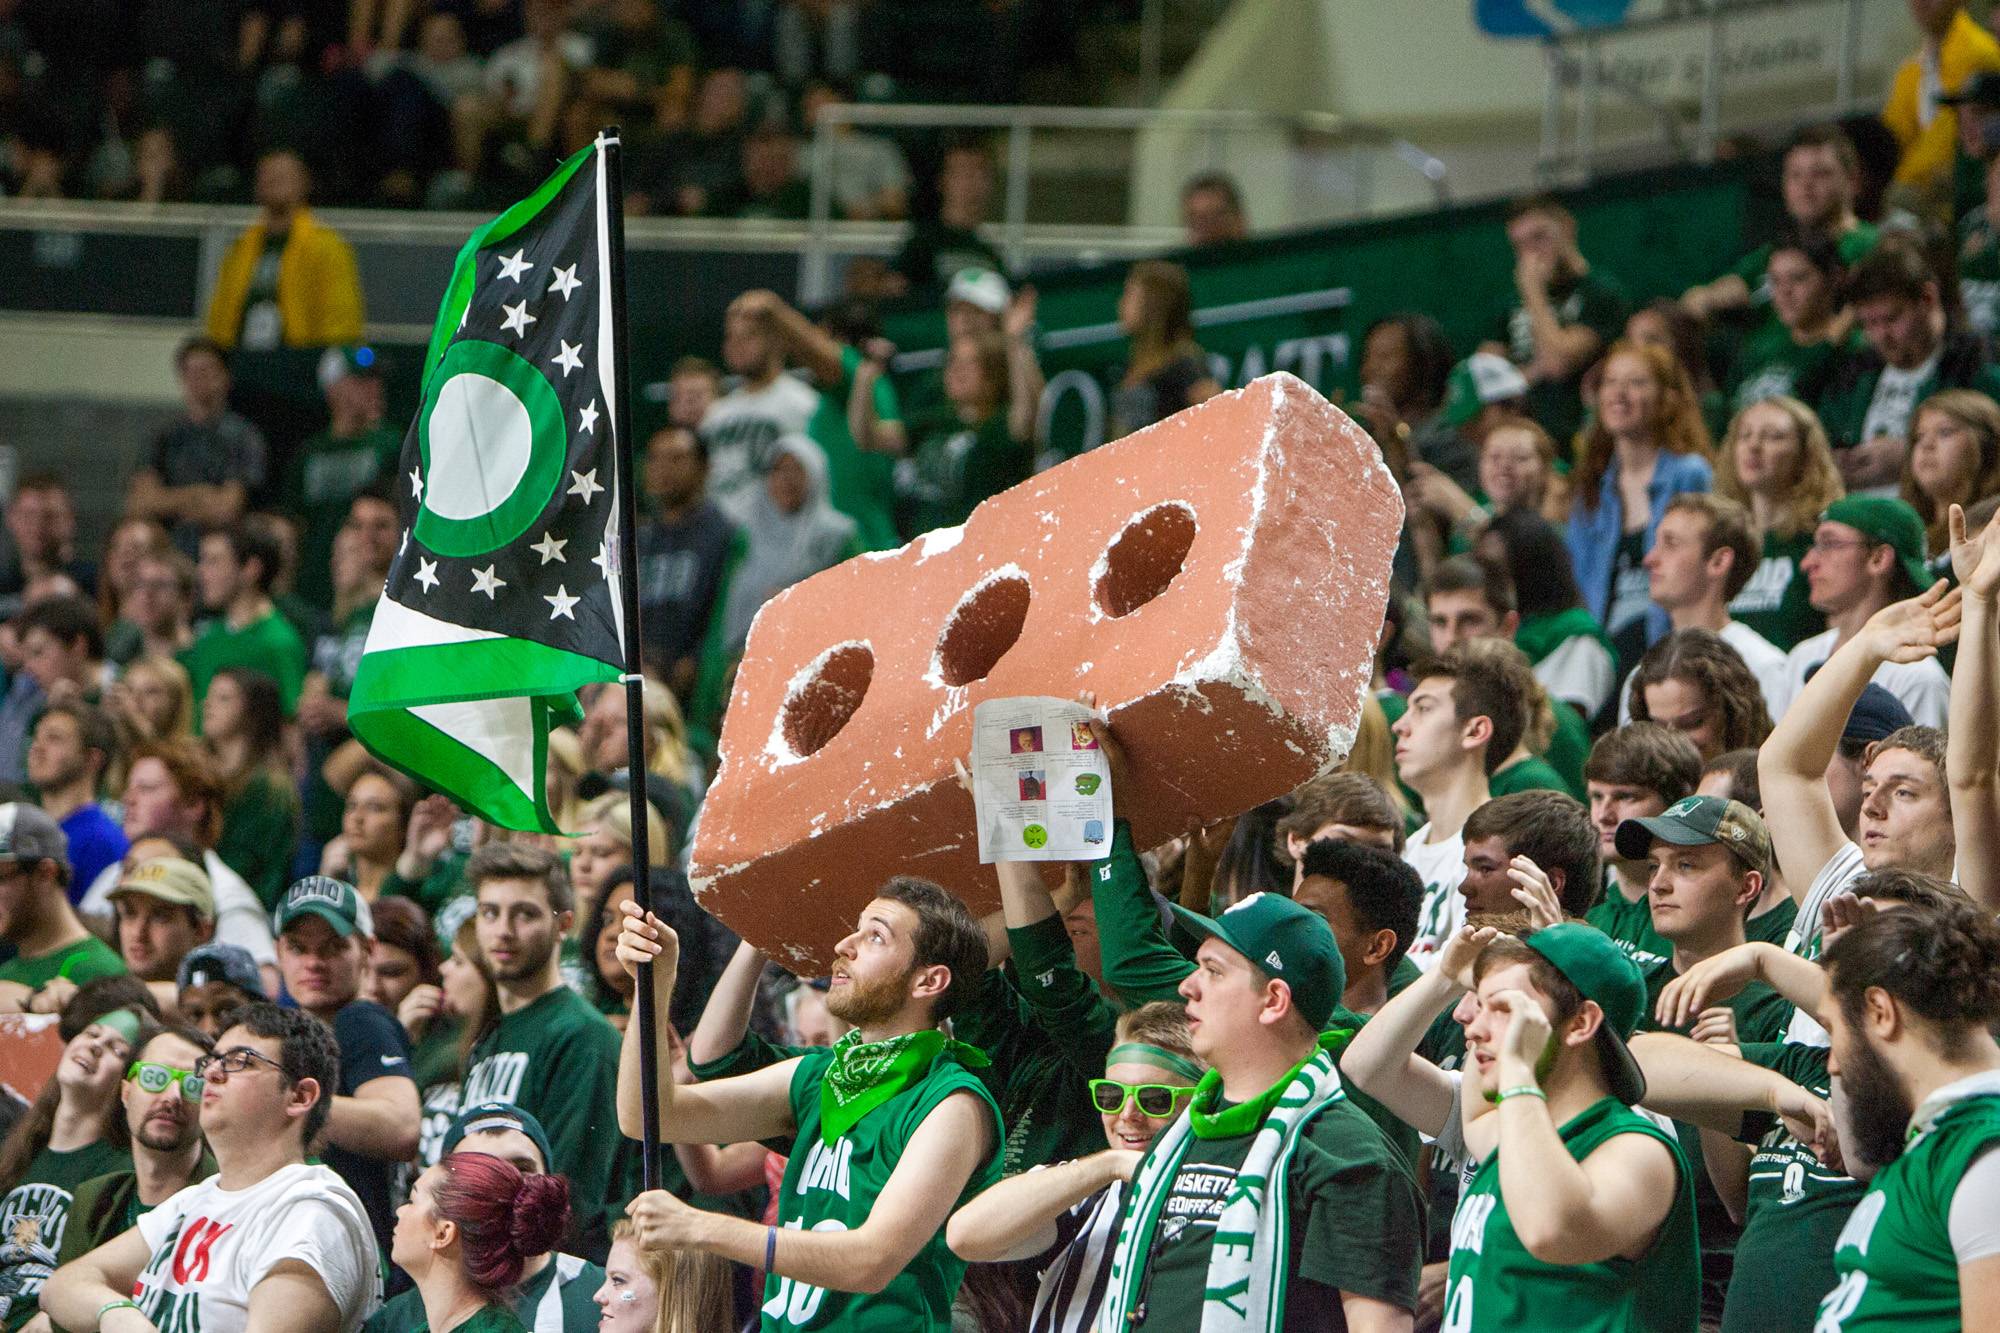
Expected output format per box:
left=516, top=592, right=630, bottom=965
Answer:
left=1565, top=450, right=1715, bottom=645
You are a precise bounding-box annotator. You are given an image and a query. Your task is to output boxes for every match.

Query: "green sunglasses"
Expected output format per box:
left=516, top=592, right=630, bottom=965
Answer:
left=127, top=1061, right=204, bottom=1102
left=1089, top=1078, right=1195, bottom=1119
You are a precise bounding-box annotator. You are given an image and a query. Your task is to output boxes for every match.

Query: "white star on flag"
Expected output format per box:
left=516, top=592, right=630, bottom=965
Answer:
left=501, top=301, right=536, bottom=336
left=414, top=558, right=439, bottom=592
left=408, top=468, right=424, bottom=501
left=531, top=532, right=568, bottom=565
left=545, top=586, right=579, bottom=620
left=549, top=264, right=581, bottom=300
left=497, top=249, right=532, bottom=282
left=593, top=538, right=616, bottom=582
left=552, top=340, right=584, bottom=375
left=578, top=400, right=599, bottom=434
left=471, top=565, right=507, bottom=599
left=567, top=469, right=603, bottom=503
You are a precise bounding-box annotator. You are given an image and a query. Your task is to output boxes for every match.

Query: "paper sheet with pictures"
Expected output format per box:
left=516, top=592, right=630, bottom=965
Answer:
left=973, top=697, right=1113, bottom=862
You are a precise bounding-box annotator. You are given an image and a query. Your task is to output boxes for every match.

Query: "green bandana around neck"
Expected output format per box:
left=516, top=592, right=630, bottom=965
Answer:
left=819, top=1029, right=987, bottom=1143
left=1188, top=1030, right=1351, bottom=1140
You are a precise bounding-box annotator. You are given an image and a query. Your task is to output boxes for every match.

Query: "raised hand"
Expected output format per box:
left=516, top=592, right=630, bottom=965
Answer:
left=1949, top=502, right=2000, bottom=603
left=1654, top=943, right=1764, bottom=1030
left=1003, top=285, right=1038, bottom=341
left=1688, top=1006, right=1739, bottom=1054
left=1439, top=923, right=1500, bottom=993
left=1490, top=987, right=1555, bottom=1087
left=1506, top=856, right=1564, bottom=930
left=1818, top=893, right=1882, bottom=953
left=615, top=898, right=681, bottom=981
left=1859, top=580, right=1963, bottom=665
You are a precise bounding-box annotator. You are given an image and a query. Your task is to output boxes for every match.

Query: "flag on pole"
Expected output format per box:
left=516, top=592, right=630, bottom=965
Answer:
left=350, top=140, right=626, bottom=833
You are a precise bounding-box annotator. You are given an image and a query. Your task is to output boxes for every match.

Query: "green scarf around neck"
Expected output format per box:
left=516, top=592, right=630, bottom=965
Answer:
left=1188, top=1030, right=1353, bottom=1140
left=819, top=1029, right=987, bottom=1143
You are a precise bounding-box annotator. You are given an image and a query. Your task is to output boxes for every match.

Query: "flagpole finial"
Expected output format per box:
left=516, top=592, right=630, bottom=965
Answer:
left=597, top=125, right=623, bottom=150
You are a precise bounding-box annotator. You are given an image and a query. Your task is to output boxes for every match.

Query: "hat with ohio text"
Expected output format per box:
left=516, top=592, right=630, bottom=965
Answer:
left=443, top=1102, right=556, bottom=1171
left=1521, top=922, right=1648, bottom=1104
left=1169, top=892, right=1344, bottom=1030
left=0, top=802, right=67, bottom=867
left=1615, top=793, right=1772, bottom=875
left=274, top=875, right=375, bottom=938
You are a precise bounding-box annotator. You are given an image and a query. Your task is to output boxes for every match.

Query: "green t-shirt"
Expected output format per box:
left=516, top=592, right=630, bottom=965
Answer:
left=1728, top=529, right=1824, bottom=652
left=1133, top=1093, right=1422, bottom=1330
left=1443, top=1097, right=1699, bottom=1332
left=215, top=769, right=302, bottom=911
left=1726, top=319, right=1849, bottom=412
left=180, top=608, right=308, bottom=719
left=0, top=934, right=126, bottom=990
left=1639, top=960, right=1793, bottom=1045
left=1958, top=204, right=2000, bottom=337
left=1498, top=268, right=1629, bottom=447
left=365, top=1252, right=604, bottom=1332
left=761, top=1044, right=1002, bottom=1331
left=0, top=1139, right=132, bottom=1329
left=1747, top=896, right=1798, bottom=948
left=811, top=345, right=902, bottom=552
left=1489, top=754, right=1572, bottom=799
left=461, top=987, right=623, bottom=1255
left=902, top=411, right=1030, bottom=538
left=1722, top=1042, right=1859, bottom=1333
left=1584, top=878, right=1672, bottom=973
left=283, top=424, right=402, bottom=611
left=1816, top=1091, right=2000, bottom=1330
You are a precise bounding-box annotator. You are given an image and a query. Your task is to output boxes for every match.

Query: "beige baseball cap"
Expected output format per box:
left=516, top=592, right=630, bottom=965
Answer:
left=110, top=856, right=215, bottom=920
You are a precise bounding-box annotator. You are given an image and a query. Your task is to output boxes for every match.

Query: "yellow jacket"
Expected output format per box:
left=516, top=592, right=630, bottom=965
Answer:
left=1885, top=9, right=2000, bottom=190
left=204, top=208, right=365, bottom=349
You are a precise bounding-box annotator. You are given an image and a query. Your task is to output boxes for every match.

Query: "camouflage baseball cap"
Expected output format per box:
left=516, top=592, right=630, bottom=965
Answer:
left=1614, top=794, right=1772, bottom=876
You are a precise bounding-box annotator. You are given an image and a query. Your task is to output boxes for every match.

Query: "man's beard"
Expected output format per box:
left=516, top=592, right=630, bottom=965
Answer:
left=492, top=934, right=555, bottom=982
left=824, top=967, right=911, bottom=1028
left=136, top=1114, right=196, bottom=1154
left=1832, top=1036, right=1914, bottom=1179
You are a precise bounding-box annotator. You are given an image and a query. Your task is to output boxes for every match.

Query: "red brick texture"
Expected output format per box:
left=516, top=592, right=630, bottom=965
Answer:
left=688, top=372, right=1404, bottom=973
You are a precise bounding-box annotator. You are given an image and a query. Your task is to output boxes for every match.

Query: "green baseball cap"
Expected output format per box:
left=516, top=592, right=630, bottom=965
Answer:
left=274, top=876, right=374, bottom=939
left=1822, top=495, right=1932, bottom=598
left=1170, top=892, right=1345, bottom=1030
left=1614, top=794, right=1772, bottom=876
left=1520, top=923, right=1648, bottom=1104
left=1443, top=352, right=1531, bottom=428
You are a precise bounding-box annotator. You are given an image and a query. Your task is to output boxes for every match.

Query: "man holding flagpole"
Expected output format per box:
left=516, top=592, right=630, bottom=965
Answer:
left=612, top=878, right=1002, bottom=1332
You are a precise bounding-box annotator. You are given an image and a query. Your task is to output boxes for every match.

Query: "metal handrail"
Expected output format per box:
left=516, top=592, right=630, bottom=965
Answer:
left=1537, top=0, right=1881, bottom=182
left=800, top=101, right=1449, bottom=302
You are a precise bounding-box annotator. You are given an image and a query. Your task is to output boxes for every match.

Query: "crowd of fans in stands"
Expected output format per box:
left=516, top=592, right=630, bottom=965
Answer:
left=15, top=3, right=2000, bottom=1331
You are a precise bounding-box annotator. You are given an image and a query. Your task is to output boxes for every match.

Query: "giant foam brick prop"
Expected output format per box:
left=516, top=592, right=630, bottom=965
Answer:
left=689, top=372, right=1404, bottom=972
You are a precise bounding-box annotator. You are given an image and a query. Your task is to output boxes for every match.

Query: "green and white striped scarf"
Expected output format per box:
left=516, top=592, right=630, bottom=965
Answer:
left=1096, top=1042, right=1346, bottom=1332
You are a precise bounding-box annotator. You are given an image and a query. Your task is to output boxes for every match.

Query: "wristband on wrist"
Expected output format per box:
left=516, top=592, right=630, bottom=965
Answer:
left=99, top=1298, right=142, bottom=1322
left=765, top=1224, right=778, bottom=1273
left=1496, top=1084, right=1547, bottom=1104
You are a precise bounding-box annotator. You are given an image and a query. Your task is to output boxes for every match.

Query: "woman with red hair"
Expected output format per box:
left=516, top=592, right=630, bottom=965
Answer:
left=1565, top=339, right=1715, bottom=677
left=390, top=1151, right=572, bottom=1331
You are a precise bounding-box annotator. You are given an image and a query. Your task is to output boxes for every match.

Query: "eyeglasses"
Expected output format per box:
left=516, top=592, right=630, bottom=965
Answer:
left=1089, top=1079, right=1196, bottom=1119
left=192, top=1047, right=287, bottom=1083
left=1809, top=536, right=1879, bottom=555
left=127, top=1061, right=204, bottom=1102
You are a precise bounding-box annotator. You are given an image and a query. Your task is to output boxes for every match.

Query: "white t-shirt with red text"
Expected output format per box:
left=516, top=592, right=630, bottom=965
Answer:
left=129, top=1162, right=379, bottom=1332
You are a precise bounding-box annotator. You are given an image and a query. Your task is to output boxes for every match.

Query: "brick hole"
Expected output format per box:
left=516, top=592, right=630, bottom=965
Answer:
left=935, top=574, right=1032, bottom=687
left=1095, top=503, right=1197, bottom=618
left=781, top=644, right=874, bottom=758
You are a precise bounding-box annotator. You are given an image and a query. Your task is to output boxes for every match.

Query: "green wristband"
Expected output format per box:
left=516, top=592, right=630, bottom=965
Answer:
left=99, top=1299, right=142, bottom=1321
left=1496, top=1084, right=1547, bottom=1104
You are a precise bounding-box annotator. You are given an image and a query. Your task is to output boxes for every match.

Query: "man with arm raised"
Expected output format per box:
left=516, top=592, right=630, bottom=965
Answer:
left=615, top=876, right=1001, bottom=1332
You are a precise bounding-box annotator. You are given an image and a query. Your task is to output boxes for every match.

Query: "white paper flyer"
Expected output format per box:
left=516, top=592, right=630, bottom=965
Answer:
left=973, top=696, right=1113, bottom=862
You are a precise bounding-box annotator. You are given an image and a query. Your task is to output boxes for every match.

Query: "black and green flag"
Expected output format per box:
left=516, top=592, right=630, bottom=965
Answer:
left=350, top=139, right=626, bottom=832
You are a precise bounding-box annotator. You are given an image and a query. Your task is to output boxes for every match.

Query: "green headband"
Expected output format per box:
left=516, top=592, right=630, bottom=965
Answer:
left=1106, top=1042, right=1203, bottom=1082
left=94, top=1008, right=143, bottom=1046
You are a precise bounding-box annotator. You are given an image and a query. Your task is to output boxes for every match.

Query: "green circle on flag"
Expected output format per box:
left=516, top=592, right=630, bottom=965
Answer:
left=415, top=339, right=566, bottom=558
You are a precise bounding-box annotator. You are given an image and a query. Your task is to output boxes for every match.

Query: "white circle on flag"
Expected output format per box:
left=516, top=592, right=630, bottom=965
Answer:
left=425, top=373, right=534, bottom=521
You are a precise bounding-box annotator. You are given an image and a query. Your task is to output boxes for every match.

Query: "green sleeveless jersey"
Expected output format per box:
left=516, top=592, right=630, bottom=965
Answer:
left=762, top=1045, right=1003, bottom=1332
left=1815, top=1091, right=2000, bottom=1331
left=1442, top=1098, right=1699, bottom=1333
